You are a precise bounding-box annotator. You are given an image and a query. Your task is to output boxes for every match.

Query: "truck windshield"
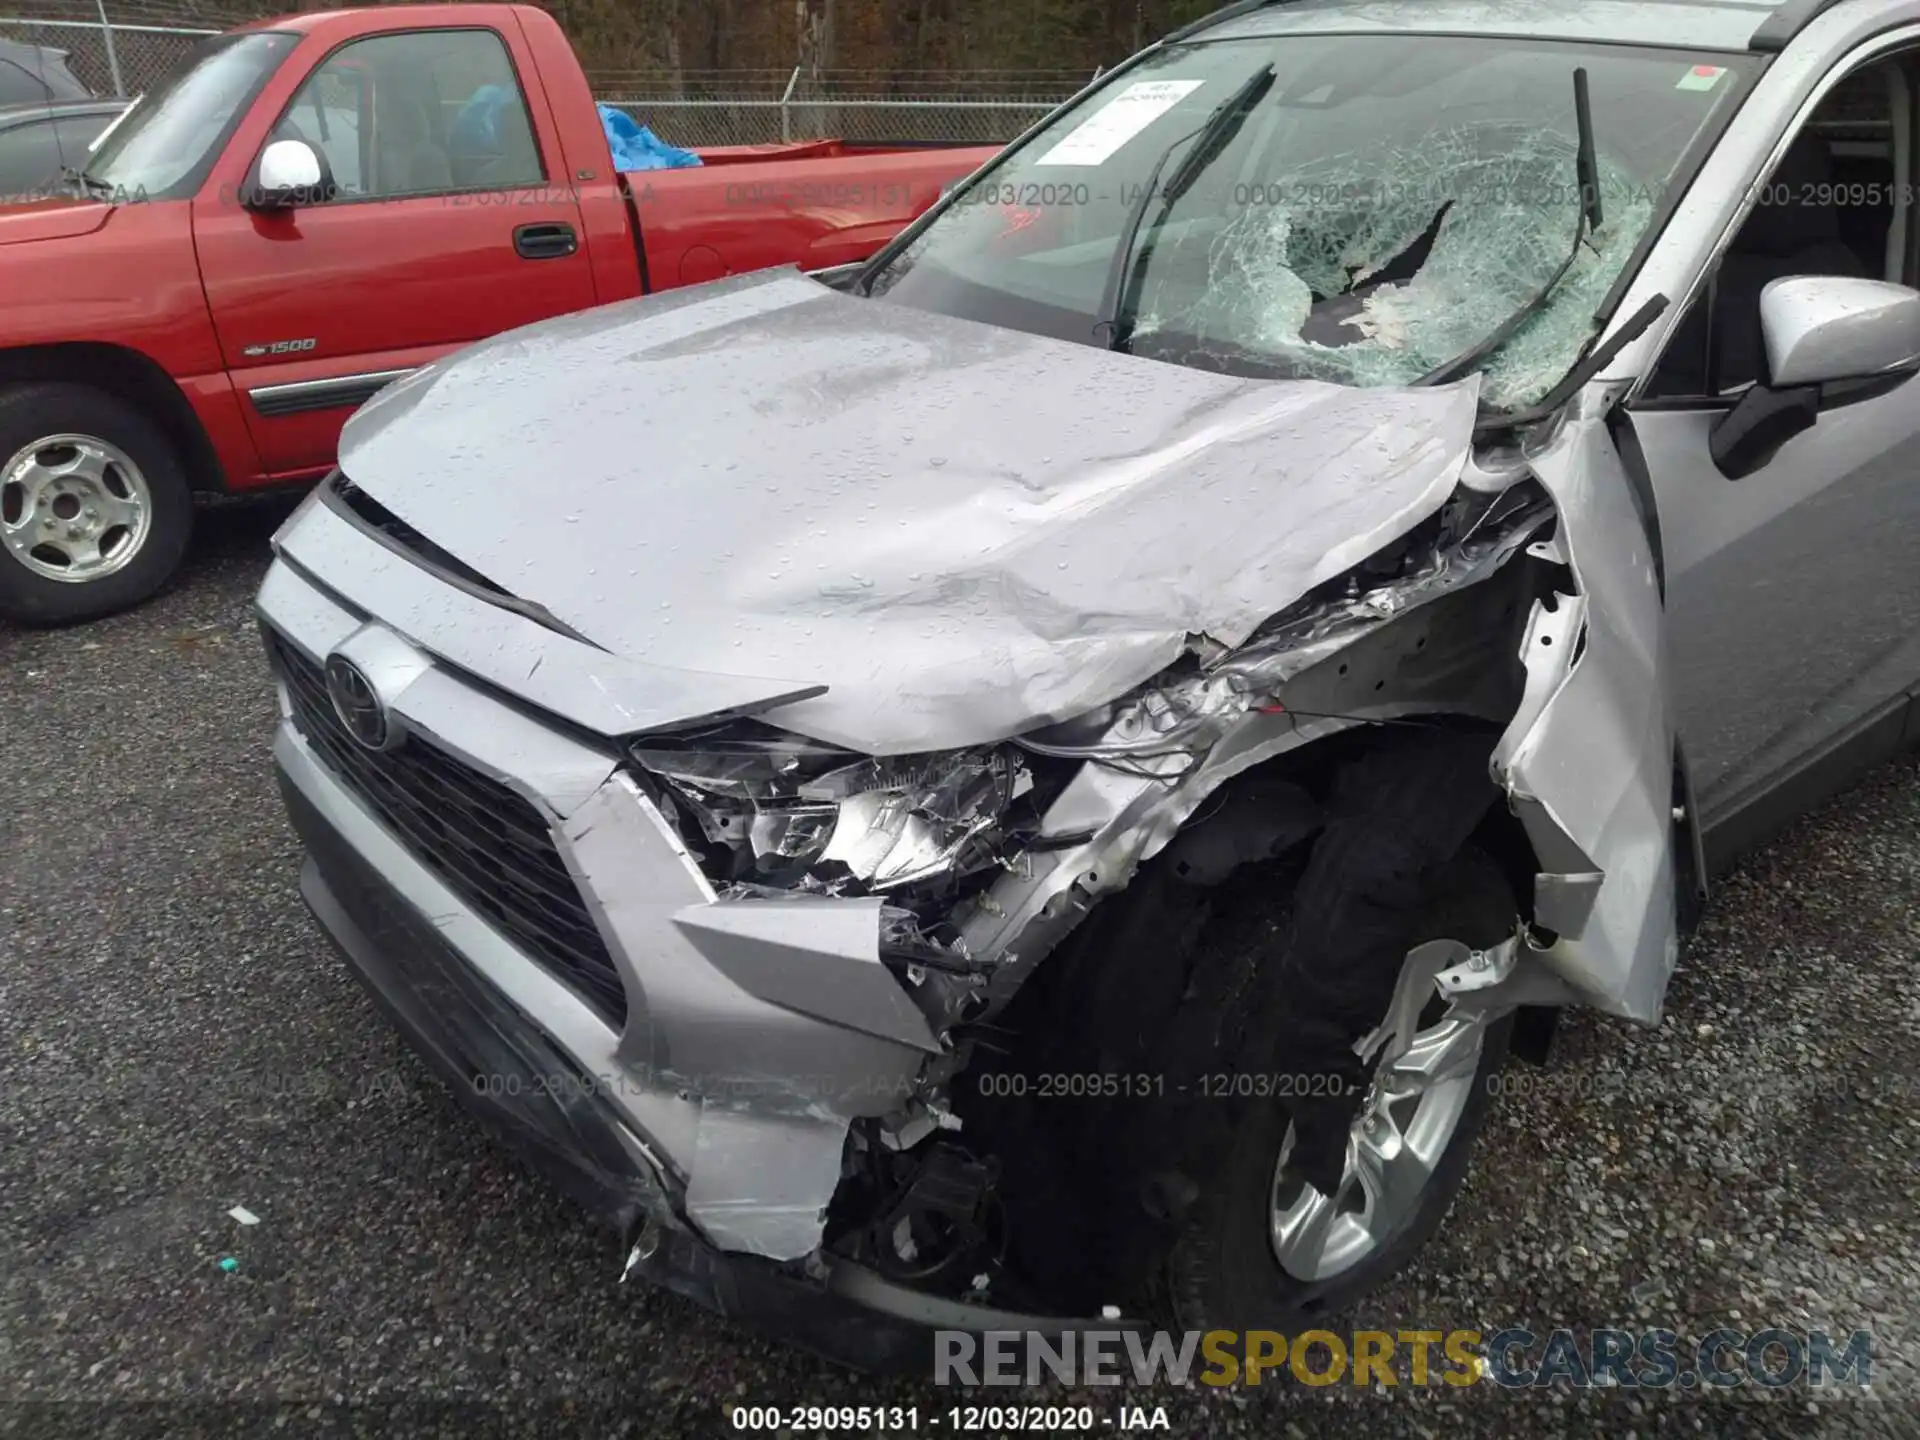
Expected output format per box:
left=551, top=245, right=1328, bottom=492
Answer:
left=865, top=34, right=1753, bottom=409
left=82, top=31, right=297, bottom=202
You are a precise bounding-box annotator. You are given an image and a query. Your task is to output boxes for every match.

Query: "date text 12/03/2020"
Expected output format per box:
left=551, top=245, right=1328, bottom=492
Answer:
left=729, top=1407, right=1176, bottom=1432
left=971, top=1070, right=1375, bottom=1099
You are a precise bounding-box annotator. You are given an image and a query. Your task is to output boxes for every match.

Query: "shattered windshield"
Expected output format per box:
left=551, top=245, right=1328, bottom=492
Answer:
left=866, top=35, right=1752, bottom=409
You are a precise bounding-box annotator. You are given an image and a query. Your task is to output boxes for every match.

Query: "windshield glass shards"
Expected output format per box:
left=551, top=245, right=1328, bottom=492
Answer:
left=866, top=36, right=1749, bottom=408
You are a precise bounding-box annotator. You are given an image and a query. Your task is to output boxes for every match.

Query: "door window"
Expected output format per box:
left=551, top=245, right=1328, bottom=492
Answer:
left=1647, top=59, right=1916, bottom=398
left=268, top=28, right=544, bottom=202
left=0, top=119, right=58, bottom=199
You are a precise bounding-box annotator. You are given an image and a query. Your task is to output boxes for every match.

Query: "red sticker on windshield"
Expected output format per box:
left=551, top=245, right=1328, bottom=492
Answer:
left=1676, top=65, right=1727, bottom=91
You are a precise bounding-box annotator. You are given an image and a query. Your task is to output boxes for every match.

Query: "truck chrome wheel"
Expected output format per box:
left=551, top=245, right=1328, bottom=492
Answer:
left=1268, top=939, right=1492, bottom=1283
left=1, top=433, right=154, bottom=584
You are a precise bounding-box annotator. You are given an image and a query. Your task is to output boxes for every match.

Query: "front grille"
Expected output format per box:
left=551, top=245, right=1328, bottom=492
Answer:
left=268, top=631, right=628, bottom=1028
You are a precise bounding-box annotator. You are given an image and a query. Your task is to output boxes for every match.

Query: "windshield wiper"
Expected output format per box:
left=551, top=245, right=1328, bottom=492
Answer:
left=1094, top=63, right=1276, bottom=353
left=61, top=165, right=113, bottom=200
left=1472, top=292, right=1670, bottom=433
left=1417, top=67, right=1604, bottom=388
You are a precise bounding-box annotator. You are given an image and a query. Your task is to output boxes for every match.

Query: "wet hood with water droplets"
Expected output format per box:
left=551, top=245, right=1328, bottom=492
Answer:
left=338, top=268, right=1480, bottom=753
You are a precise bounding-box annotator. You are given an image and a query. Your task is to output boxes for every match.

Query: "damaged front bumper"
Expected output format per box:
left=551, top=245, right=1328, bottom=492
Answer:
left=258, top=502, right=1147, bottom=1364
left=259, top=368, right=1684, bottom=1353
left=261, top=495, right=941, bottom=1268
left=283, top=757, right=1118, bottom=1371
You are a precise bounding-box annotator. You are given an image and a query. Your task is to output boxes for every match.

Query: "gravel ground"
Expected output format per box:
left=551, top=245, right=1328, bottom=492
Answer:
left=3, top=500, right=1918, bottom=1439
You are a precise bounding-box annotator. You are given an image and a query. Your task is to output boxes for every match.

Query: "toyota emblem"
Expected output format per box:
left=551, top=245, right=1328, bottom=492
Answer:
left=324, top=654, right=394, bottom=751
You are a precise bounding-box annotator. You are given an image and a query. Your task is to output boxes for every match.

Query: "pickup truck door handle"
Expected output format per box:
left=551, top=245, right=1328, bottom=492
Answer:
left=513, top=222, right=578, bottom=260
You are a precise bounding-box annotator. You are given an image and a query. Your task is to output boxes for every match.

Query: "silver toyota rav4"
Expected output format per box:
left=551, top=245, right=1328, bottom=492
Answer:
left=258, top=0, right=1920, bottom=1367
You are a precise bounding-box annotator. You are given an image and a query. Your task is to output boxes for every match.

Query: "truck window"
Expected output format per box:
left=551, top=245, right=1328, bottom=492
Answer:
left=268, top=28, right=543, bottom=202
left=270, top=64, right=365, bottom=194
left=81, top=31, right=299, bottom=202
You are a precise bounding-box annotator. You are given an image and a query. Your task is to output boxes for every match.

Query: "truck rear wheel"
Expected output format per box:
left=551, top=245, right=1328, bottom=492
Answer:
left=0, top=383, right=194, bottom=625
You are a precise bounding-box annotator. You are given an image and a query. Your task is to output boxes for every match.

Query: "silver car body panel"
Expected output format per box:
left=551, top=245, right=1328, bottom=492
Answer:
left=265, top=0, right=1920, bottom=1262
left=263, top=529, right=937, bottom=1260
left=1495, top=397, right=1680, bottom=1020
left=1207, top=0, right=1787, bottom=52
left=262, top=301, right=1685, bottom=1262
left=1601, top=6, right=1920, bottom=821
left=336, top=270, right=1481, bottom=755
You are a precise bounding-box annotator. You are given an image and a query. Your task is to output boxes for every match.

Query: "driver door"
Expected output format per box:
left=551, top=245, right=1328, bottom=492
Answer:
left=192, top=24, right=596, bottom=481
left=1630, top=42, right=1920, bottom=851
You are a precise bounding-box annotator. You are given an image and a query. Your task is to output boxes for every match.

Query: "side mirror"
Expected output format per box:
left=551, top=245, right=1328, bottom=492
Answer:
left=1711, top=276, right=1920, bottom=479
left=245, top=138, right=335, bottom=210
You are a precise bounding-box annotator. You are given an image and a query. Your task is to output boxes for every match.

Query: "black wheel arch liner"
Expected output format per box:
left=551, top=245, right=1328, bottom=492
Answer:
left=0, top=341, right=229, bottom=494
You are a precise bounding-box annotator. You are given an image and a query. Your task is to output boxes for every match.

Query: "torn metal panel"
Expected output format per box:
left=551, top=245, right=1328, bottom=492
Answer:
left=673, top=897, right=939, bottom=1052
left=683, top=1105, right=851, bottom=1261
left=336, top=268, right=1481, bottom=755
left=561, top=773, right=929, bottom=1114
left=550, top=772, right=933, bottom=1258
left=949, top=495, right=1553, bottom=987
left=1494, top=398, right=1680, bottom=1021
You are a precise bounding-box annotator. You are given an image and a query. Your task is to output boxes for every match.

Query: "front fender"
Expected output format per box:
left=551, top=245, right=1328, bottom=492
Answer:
left=1494, top=398, right=1680, bottom=1022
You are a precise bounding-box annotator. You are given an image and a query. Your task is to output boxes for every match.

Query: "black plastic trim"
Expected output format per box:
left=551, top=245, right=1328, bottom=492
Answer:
left=289, top=789, right=662, bottom=1214
left=620, top=172, right=652, bottom=293
left=1751, top=0, right=1851, bottom=51
left=1607, top=402, right=1666, bottom=599
left=249, top=370, right=409, bottom=418
left=317, top=472, right=600, bottom=648
left=287, top=779, right=1117, bottom=1374
left=1700, top=689, right=1919, bottom=874
left=275, top=637, right=629, bottom=1028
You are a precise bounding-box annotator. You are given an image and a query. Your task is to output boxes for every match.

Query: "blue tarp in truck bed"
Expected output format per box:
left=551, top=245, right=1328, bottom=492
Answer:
left=597, top=104, right=702, bottom=171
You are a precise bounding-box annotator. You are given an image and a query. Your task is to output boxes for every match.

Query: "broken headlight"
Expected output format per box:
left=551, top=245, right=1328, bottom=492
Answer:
left=630, top=725, right=1031, bottom=891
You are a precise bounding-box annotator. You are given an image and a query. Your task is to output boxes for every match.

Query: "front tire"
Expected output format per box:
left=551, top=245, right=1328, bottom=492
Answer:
left=0, top=383, right=194, bottom=625
left=1164, top=850, right=1515, bottom=1329
left=964, top=730, right=1522, bottom=1324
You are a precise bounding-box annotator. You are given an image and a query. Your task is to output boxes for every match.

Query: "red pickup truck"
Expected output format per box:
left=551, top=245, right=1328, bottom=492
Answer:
left=0, top=4, right=996, bottom=623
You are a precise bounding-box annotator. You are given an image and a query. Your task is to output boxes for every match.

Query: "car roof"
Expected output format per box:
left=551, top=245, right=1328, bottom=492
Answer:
left=0, top=99, right=123, bottom=126
left=1195, top=0, right=1802, bottom=53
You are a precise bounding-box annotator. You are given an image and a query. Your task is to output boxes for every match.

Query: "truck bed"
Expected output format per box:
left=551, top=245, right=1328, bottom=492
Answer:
left=624, top=140, right=998, bottom=286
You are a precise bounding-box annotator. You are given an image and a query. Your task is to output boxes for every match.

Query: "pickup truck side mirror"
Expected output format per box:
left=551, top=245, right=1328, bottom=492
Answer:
left=1711, top=275, right=1920, bottom=479
left=246, top=138, right=336, bottom=211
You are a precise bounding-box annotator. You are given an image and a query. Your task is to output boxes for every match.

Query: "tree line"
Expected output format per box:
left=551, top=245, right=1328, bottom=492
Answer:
left=552, top=0, right=1231, bottom=81
left=36, top=0, right=1234, bottom=84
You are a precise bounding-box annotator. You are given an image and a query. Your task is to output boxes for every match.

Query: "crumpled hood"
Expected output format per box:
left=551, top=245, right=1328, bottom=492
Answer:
left=340, top=269, right=1479, bottom=753
left=0, top=196, right=111, bottom=246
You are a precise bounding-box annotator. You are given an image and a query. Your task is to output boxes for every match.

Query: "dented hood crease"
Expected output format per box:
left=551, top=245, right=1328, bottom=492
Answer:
left=340, top=269, right=1482, bottom=753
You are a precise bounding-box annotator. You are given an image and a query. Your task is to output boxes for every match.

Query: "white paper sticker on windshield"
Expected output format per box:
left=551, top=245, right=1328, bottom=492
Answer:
left=1034, top=80, right=1205, bottom=167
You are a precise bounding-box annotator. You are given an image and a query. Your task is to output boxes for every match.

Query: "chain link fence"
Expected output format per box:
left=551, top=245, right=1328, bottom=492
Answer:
left=0, top=14, right=1083, bottom=146
left=0, top=15, right=211, bottom=98
left=596, top=94, right=1063, bottom=148
left=592, top=70, right=1088, bottom=147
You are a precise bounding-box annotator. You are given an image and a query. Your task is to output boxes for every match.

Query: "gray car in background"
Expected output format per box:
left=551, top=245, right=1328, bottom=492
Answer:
left=0, top=99, right=126, bottom=202
left=0, top=37, right=90, bottom=107
left=256, top=0, right=1920, bottom=1367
